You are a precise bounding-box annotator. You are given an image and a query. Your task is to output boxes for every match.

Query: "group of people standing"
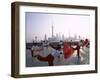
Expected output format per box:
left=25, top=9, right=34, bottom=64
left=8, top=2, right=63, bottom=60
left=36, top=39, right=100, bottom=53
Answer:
left=30, top=39, right=89, bottom=66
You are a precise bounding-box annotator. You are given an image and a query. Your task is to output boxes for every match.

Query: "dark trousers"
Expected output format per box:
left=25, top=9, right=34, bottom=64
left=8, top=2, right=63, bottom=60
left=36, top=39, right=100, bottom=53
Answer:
left=37, top=54, right=54, bottom=66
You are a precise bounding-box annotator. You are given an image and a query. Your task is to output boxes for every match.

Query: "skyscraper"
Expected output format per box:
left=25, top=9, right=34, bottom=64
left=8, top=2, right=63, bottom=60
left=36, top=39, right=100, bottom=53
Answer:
left=52, top=24, right=54, bottom=38
left=44, top=34, right=47, bottom=41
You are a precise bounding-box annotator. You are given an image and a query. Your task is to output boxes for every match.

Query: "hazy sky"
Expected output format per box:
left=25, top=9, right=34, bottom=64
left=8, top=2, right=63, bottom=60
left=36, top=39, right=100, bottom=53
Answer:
left=25, top=12, right=90, bottom=42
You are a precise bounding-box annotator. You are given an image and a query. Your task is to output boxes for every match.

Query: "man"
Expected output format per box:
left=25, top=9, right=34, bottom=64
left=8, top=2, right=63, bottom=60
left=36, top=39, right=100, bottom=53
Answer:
left=31, top=44, right=62, bottom=66
left=31, top=45, right=43, bottom=57
left=63, top=42, right=74, bottom=59
left=74, top=43, right=80, bottom=58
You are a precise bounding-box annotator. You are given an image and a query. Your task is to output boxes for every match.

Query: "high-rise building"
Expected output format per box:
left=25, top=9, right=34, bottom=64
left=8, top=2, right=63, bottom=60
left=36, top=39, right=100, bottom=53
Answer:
left=62, top=34, right=64, bottom=40
left=35, top=36, right=37, bottom=42
left=44, top=34, right=47, bottom=41
left=52, top=24, right=54, bottom=38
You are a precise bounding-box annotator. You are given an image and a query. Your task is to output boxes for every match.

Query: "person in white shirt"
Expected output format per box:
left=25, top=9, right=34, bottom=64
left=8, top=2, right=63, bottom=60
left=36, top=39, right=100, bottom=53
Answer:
left=31, top=44, right=62, bottom=66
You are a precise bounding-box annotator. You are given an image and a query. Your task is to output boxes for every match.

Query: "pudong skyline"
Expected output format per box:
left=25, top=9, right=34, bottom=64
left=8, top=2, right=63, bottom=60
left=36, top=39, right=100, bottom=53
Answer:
left=32, top=25, right=83, bottom=43
left=26, top=12, right=90, bottom=42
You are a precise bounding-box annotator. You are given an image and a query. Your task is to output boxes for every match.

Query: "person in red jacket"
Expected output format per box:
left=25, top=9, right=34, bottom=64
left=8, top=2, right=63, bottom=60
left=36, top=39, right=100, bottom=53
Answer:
left=63, top=42, right=74, bottom=59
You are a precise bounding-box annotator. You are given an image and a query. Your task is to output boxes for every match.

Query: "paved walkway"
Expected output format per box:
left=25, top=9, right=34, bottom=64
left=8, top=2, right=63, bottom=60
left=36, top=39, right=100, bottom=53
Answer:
left=26, top=46, right=89, bottom=67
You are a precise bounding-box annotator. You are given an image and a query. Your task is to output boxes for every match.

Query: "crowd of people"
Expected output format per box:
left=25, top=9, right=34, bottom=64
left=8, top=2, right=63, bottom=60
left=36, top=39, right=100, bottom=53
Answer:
left=30, top=39, right=89, bottom=66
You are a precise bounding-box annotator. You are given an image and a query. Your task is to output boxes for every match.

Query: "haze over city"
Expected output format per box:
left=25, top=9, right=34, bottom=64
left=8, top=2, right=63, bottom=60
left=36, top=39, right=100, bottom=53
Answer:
left=25, top=12, right=90, bottom=42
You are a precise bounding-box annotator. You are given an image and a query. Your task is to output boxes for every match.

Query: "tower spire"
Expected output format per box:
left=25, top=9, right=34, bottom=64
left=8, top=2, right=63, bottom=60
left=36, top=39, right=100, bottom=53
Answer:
left=52, top=24, right=54, bottom=38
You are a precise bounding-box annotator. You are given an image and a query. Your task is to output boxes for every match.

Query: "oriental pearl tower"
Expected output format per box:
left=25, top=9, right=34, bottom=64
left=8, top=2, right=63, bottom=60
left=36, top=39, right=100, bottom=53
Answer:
left=52, top=24, right=54, bottom=38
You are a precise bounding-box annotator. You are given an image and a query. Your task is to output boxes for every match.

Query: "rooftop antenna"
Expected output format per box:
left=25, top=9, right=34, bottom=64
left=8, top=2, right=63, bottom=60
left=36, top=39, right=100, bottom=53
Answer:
left=51, top=18, right=54, bottom=38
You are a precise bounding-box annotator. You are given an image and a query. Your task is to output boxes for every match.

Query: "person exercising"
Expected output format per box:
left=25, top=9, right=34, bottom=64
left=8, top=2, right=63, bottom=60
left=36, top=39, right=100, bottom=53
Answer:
left=31, top=44, right=62, bottom=66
